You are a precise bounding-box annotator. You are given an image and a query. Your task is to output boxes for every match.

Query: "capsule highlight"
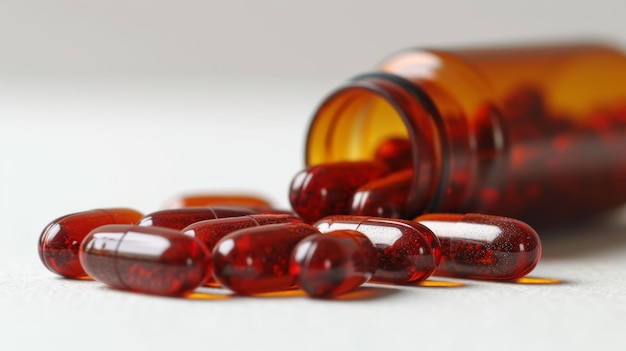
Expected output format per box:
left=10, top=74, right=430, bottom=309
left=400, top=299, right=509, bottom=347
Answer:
left=183, top=214, right=302, bottom=286
left=314, top=215, right=440, bottom=284
left=38, top=208, right=143, bottom=278
left=80, top=224, right=211, bottom=296
left=212, top=222, right=320, bottom=294
left=290, top=229, right=378, bottom=298
left=415, top=213, right=542, bottom=280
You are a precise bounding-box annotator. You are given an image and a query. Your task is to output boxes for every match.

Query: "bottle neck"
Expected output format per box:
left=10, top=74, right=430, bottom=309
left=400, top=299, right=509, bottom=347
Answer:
left=306, top=72, right=451, bottom=217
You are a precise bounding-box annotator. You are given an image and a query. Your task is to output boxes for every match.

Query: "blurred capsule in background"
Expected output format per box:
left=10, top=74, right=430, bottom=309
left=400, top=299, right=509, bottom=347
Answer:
left=164, top=193, right=272, bottom=209
left=80, top=225, right=211, bottom=296
left=415, top=213, right=541, bottom=280
left=38, top=208, right=143, bottom=278
left=315, top=216, right=440, bottom=284
left=138, top=206, right=258, bottom=230
left=290, top=229, right=378, bottom=298
left=212, top=222, right=320, bottom=295
left=374, top=137, right=413, bottom=172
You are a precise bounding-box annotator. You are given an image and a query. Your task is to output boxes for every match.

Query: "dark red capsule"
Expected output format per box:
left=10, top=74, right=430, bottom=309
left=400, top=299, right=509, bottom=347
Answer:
left=212, top=222, right=320, bottom=294
left=290, top=229, right=378, bottom=298
left=38, top=208, right=143, bottom=278
left=351, top=169, right=413, bottom=218
left=183, top=214, right=302, bottom=286
left=314, top=216, right=441, bottom=284
left=183, top=214, right=303, bottom=251
left=138, top=206, right=257, bottom=230
left=415, top=213, right=541, bottom=280
left=374, top=137, right=413, bottom=171
left=245, top=207, right=301, bottom=216
left=289, top=161, right=389, bottom=223
left=79, top=225, right=211, bottom=296
left=165, top=194, right=272, bottom=209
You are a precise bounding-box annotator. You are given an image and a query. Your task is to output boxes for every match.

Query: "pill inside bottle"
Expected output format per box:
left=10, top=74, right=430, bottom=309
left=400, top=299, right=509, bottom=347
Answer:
left=304, top=42, right=626, bottom=226
left=289, top=161, right=389, bottom=223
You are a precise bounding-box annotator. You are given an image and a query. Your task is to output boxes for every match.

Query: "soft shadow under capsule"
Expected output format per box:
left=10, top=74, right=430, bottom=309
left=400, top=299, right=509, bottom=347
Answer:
left=79, top=224, right=211, bottom=296
left=415, top=213, right=542, bottom=280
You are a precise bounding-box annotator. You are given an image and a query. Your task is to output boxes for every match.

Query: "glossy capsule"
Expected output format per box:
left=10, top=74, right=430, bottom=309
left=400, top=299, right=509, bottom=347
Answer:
left=351, top=169, right=413, bottom=218
left=183, top=214, right=303, bottom=251
left=212, top=222, right=320, bottom=295
left=165, top=194, right=272, bottom=209
left=314, top=216, right=441, bottom=284
left=38, top=208, right=143, bottom=278
left=290, top=229, right=378, bottom=298
left=79, top=225, right=211, bottom=296
left=183, top=214, right=302, bottom=286
left=244, top=207, right=300, bottom=216
left=415, top=213, right=542, bottom=280
left=138, top=206, right=257, bottom=230
left=289, top=161, right=389, bottom=223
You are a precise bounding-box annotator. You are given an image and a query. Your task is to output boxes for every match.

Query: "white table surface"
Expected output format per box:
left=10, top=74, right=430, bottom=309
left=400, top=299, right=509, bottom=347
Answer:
left=1, top=77, right=625, bottom=351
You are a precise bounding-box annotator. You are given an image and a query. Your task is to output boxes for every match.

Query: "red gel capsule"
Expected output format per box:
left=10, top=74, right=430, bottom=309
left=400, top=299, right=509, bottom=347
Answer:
left=79, top=224, right=211, bottom=296
left=165, top=194, right=272, bottom=209
left=374, top=137, right=413, bottom=171
left=290, top=229, right=378, bottom=298
left=415, top=213, right=542, bottom=280
left=289, top=161, right=389, bottom=223
left=138, top=206, right=257, bottom=230
left=38, top=208, right=143, bottom=278
left=245, top=207, right=301, bottom=216
left=351, top=169, right=413, bottom=219
left=212, top=222, right=320, bottom=295
left=183, top=214, right=303, bottom=251
left=314, top=216, right=441, bottom=284
left=183, top=214, right=302, bottom=286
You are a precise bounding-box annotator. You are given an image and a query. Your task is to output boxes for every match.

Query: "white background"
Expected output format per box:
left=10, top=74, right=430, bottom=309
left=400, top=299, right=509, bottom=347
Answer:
left=2, top=1, right=626, bottom=350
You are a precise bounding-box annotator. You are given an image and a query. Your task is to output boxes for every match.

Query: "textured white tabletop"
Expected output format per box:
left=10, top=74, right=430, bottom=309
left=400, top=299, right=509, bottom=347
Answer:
left=3, top=1, right=626, bottom=349
left=1, top=77, right=625, bottom=351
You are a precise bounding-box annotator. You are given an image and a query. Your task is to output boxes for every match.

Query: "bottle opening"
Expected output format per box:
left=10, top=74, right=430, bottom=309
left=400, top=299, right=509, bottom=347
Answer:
left=306, top=87, right=409, bottom=165
left=305, top=75, right=444, bottom=218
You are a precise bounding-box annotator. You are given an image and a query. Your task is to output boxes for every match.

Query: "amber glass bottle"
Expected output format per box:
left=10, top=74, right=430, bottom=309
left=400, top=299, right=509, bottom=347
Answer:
left=305, top=42, right=626, bottom=226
